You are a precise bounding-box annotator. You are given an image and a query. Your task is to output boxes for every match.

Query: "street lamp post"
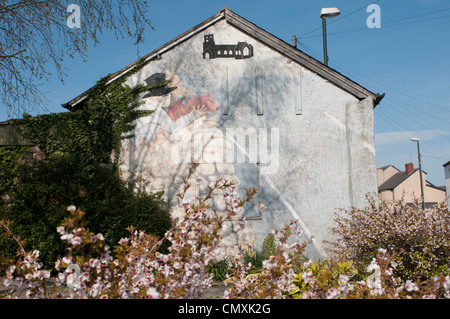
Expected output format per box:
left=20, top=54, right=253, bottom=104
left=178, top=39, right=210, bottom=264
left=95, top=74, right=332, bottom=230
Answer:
left=320, top=7, right=340, bottom=66
left=411, top=137, right=425, bottom=210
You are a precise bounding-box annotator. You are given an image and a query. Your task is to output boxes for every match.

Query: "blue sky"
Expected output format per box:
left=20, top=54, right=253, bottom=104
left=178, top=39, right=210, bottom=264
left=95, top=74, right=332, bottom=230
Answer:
left=2, top=0, right=450, bottom=186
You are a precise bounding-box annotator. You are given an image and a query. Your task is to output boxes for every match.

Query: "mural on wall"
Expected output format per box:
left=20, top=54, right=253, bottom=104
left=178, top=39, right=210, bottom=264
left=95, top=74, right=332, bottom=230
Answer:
left=132, top=72, right=224, bottom=164
left=122, top=71, right=222, bottom=170
left=120, top=70, right=256, bottom=254
left=202, top=34, right=254, bottom=59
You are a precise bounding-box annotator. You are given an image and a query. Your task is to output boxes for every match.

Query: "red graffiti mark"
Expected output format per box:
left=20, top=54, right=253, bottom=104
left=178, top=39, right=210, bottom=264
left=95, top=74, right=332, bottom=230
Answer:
left=166, top=93, right=218, bottom=121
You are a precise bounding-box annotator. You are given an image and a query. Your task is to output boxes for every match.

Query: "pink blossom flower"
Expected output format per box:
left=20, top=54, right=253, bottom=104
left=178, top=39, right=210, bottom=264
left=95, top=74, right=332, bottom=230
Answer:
left=89, top=258, right=100, bottom=268
left=182, top=196, right=195, bottom=207
left=194, top=176, right=203, bottom=185
left=302, top=271, right=315, bottom=284
left=6, top=265, right=16, bottom=277
left=302, top=290, right=317, bottom=299
left=405, top=280, right=419, bottom=292
left=60, top=233, right=74, bottom=241
left=41, top=270, right=51, bottom=279
left=443, top=276, right=450, bottom=292
left=62, top=256, right=72, bottom=265
left=81, top=272, right=90, bottom=282
left=56, top=226, right=65, bottom=235
left=367, top=277, right=384, bottom=296
left=325, top=287, right=340, bottom=299
left=302, top=259, right=313, bottom=268
left=3, top=278, right=13, bottom=287
left=256, top=203, right=266, bottom=211
left=339, top=275, right=350, bottom=285
left=31, top=250, right=40, bottom=259
left=70, top=236, right=82, bottom=246
left=147, top=287, right=160, bottom=299
left=173, top=262, right=182, bottom=269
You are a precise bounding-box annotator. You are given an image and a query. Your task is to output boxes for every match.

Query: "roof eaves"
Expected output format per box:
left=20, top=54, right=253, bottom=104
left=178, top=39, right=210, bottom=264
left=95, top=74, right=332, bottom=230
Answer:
left=425, top=180, right=446, bottom=192
left=62, top=10, right=226, bottom=111
left=378, top=174, right=403, bottom=191
left=378, top=169, right=415, bottom=191
left=63, top=7, right=384, bottom=111
left=223, top=9, right=384, bottom=107
left=377, top=164, right=401, bottom=172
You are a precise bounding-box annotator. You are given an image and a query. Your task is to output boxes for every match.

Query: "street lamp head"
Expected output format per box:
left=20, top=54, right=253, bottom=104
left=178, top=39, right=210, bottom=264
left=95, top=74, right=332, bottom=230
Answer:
left=320, top=7, right=341, bottom=19
left=411, top=137, right=420, bottom=142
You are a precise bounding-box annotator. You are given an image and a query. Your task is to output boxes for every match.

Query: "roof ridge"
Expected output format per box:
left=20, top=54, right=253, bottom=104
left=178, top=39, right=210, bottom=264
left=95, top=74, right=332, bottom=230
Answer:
left=62, top=7, right=384, bottom=111
left=220, top=7, right=233, bottom=13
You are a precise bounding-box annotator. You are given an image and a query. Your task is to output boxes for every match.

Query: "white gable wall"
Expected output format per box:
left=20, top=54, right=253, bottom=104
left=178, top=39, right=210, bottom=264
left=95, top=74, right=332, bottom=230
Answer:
left=120, top=19, right=377, bottom=259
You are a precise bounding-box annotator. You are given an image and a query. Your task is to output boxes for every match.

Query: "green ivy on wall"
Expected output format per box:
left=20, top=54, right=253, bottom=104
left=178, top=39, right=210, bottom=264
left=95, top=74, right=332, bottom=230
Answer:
left=10, top=58, right=164, bottom=172
left=0, top=59, right=175, bottom=267
left=0, top=145, right=31, bottom=195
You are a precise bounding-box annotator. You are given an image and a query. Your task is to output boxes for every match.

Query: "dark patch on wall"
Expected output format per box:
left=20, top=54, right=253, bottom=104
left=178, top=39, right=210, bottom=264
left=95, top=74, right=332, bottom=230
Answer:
left=0, top=123, right=34, bottom=146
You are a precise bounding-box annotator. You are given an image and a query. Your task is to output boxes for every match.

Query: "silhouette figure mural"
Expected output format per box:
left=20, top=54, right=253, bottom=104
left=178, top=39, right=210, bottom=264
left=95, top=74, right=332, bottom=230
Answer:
left=202, top=34, right=254, bottom=59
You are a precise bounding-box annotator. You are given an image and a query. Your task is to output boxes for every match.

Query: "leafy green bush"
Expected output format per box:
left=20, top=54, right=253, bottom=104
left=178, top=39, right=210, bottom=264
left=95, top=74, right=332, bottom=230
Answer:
left=0, top=156, right=172, bottom=268
left=0, top=145, right=30, bottom=195
left=243, top=247, right=265, bottom=273
left=1, top=65, right=173, bottom=268
left=261, top=233, right=277, bottom=260
left=206, top=233, right=280, bottom=280
left=207, top=257, right=233, bottom=282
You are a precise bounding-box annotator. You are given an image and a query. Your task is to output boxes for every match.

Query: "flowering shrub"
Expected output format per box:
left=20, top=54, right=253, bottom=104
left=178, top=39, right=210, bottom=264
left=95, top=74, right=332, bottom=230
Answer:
left=289, top=248, right=450, bottom=299
left=234, top=232, right=279, bottom=275
left=207, top=257, right=233, bottom=282
left=0, top=164, right=258, bottom=299
left=0, top=156, right=172, bottom=268
left=223, top=220, right=310, bottom=299
left=289, top=258, right=357, bottom=299
left=328, top=195, right=450, bottom=281
left=1, top=167, right=449, bottom=299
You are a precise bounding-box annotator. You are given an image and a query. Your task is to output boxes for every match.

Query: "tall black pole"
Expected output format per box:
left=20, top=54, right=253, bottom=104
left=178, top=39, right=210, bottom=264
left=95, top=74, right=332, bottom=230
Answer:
left=322, top=18, right=328, bottom=66
left=416, top=141, right=425, bottom=210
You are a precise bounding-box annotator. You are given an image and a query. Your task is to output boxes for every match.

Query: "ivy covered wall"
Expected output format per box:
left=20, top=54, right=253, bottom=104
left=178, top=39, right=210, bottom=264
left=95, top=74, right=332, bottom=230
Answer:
left=0, top=59, right=174, bottom=267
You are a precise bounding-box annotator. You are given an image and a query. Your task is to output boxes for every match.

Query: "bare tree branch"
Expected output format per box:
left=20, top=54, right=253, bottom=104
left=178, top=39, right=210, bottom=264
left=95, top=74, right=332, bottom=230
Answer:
left=0, top=49, right=26, bottom=59
left=0, top=0, right=153, bottom=118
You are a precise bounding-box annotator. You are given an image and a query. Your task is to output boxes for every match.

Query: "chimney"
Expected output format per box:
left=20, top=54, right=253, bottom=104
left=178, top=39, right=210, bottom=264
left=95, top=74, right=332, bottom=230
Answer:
left=405, top=163, right=414, bottom=175
left=292, top=35, right=297, bottom=48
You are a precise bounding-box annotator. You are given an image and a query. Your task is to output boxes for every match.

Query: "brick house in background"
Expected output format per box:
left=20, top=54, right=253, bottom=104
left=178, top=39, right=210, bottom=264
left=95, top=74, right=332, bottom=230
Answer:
left=377, top=163, right=446, bottom=208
